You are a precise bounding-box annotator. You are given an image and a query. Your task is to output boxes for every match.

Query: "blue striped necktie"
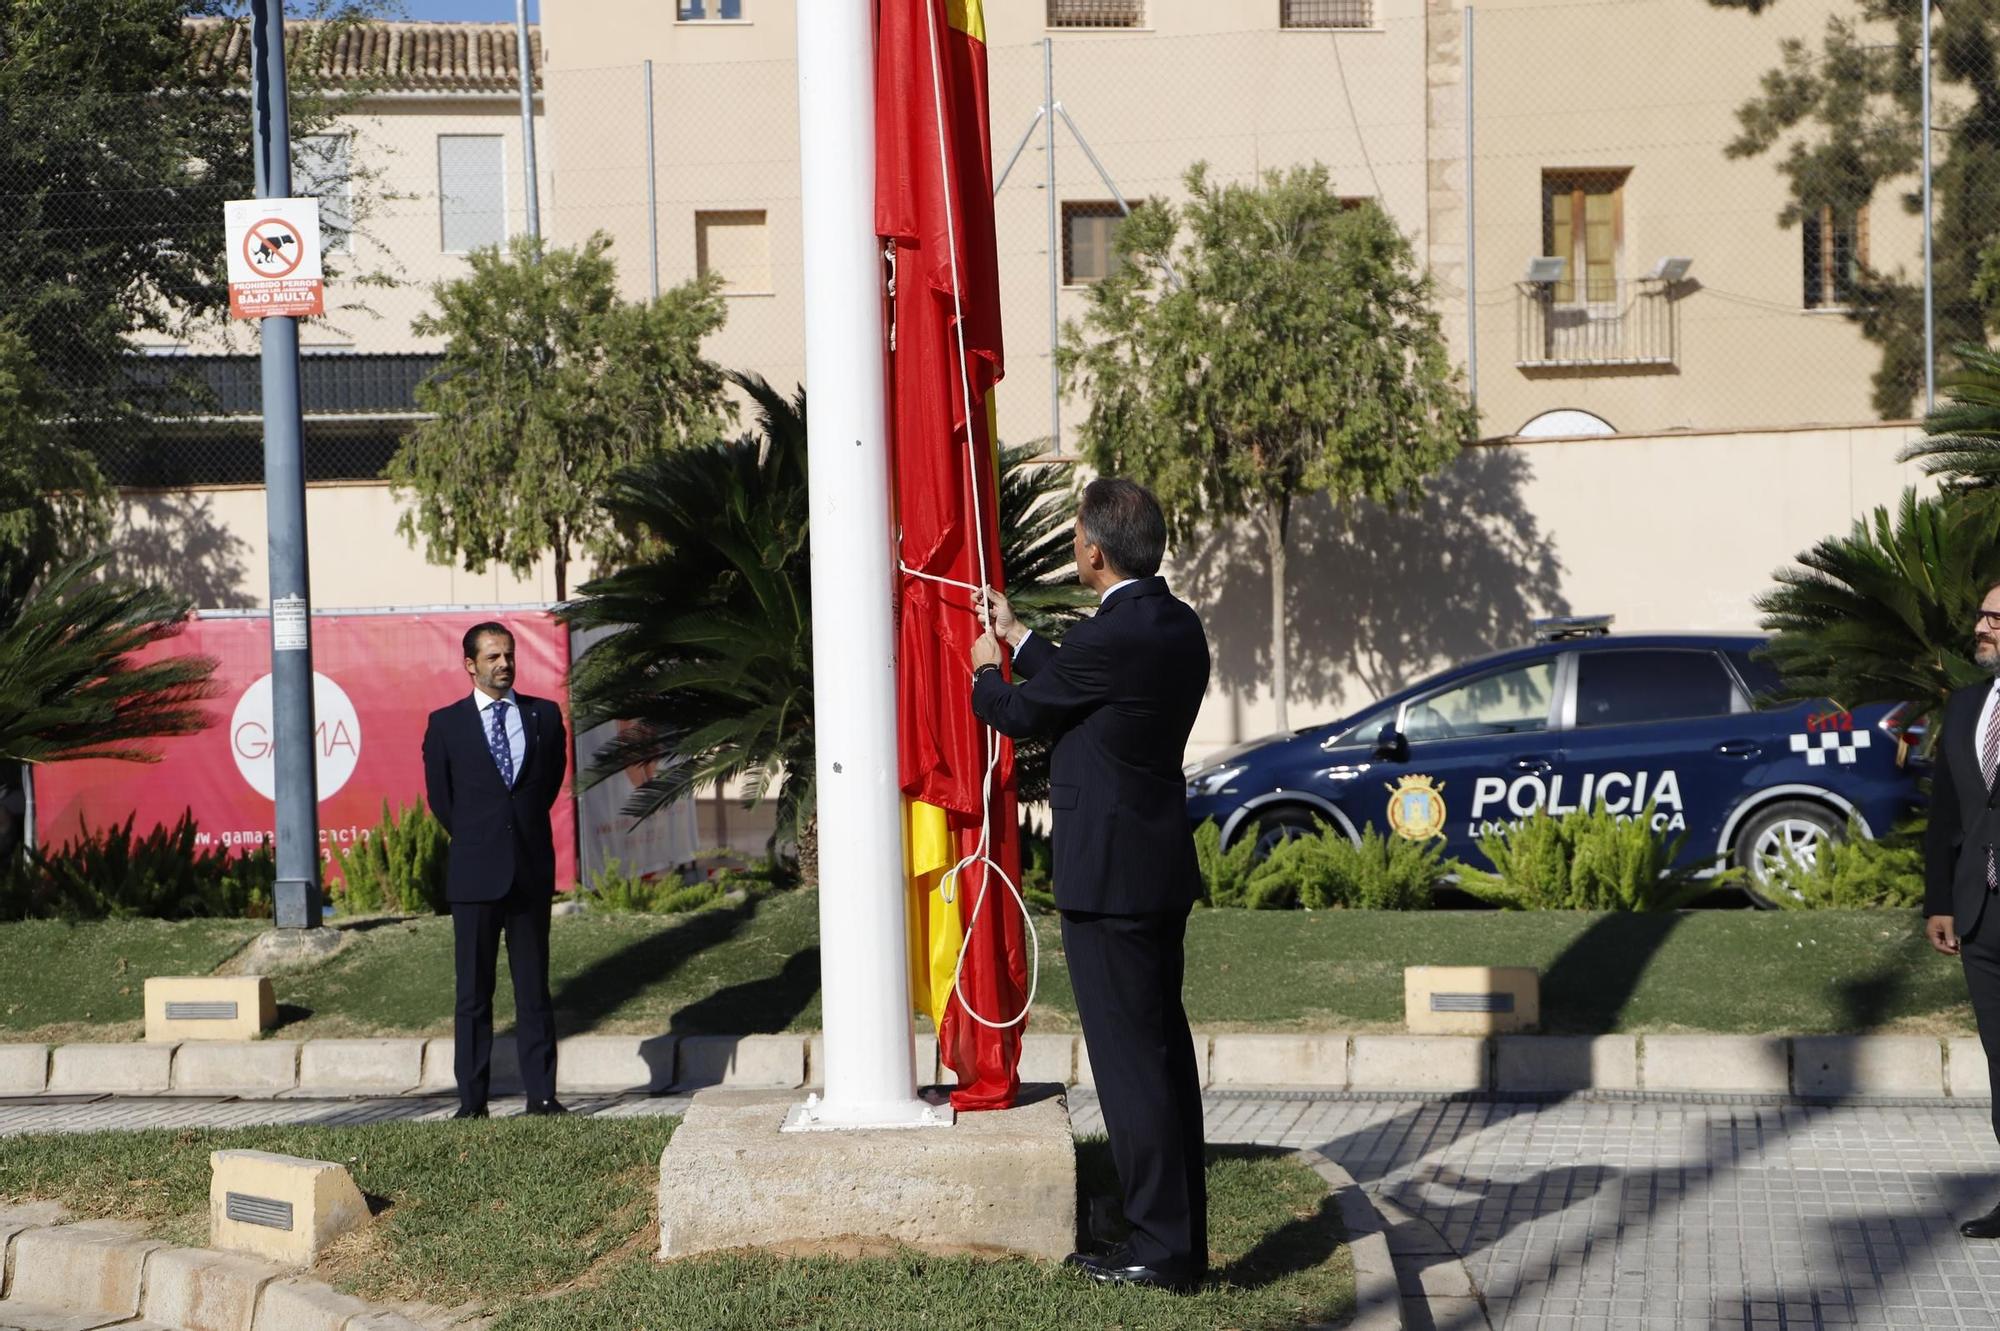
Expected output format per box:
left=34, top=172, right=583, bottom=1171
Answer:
left=489, top=700, right=515, bottom=787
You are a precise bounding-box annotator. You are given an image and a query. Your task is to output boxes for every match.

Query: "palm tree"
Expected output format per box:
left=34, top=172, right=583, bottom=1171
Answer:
left=563, top=377, right=1088, bottom=878
left=1901, top=344, right=2000, bottom=492
left=1755, top=488, right=2000, bottom=717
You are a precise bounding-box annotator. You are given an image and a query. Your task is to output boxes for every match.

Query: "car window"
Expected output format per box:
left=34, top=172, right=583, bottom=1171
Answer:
left=1725, top=649, right=1784, bottom=706
left=1574, top=649, right=1741, bottom=727
left=1401, top=661, right=1556, bottom=742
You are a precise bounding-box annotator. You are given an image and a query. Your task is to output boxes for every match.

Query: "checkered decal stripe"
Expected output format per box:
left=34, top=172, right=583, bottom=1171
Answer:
left=1788, top=730, right=1871, bottom=766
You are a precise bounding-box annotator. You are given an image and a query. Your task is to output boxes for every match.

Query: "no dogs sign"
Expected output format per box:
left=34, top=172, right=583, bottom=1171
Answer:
left=224, top=198, right=325, bottom=319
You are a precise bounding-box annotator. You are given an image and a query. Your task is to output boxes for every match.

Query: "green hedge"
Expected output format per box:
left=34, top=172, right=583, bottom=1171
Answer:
left=1197, top=819, right=1441, bottom=911
left=329, top=800, right=449, bottom=916
left=0, top=811, right=273, bottom=921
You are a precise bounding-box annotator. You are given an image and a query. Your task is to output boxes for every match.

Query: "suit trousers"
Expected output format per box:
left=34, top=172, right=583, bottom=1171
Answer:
left=451, top=871, right=558, bottom=1110
left=1964, top=906, right=2000, bottom=1145
left=1060, top=907, right=1208, bottom=1271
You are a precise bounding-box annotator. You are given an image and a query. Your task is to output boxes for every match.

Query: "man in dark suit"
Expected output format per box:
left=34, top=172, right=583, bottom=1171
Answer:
left=969, top=478, right=1212, bottom=1292
left=422, top=621, right=570, bottom=1119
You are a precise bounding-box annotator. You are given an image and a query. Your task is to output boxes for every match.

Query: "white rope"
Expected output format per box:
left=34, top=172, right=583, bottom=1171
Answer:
left=903, top=0, right=1038, bottom=1032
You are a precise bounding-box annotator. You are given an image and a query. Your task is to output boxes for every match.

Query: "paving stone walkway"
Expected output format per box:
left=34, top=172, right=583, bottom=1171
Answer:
left=7, top=1090, right=2000, bottom=1329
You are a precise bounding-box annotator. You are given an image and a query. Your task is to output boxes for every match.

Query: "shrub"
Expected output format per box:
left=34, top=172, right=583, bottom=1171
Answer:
left=1243, top=823, right=1440, bottom=911
left=1767, top=817, right=1926, bottom=910
left=586, top=859, right=737, bottom=914
left=1195, top=818, right=1258, bottom=907
left=0, top=811, right=273, bottom=921
left=1454, top=804, right=1712, bottom=912
left=330, top=800, right=449, bottom=916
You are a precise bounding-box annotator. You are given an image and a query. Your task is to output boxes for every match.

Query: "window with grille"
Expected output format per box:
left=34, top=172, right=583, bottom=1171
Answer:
left=1048, top=0, right=1144, bottom=29
left=438, top=135, right=506, bottom=254
left=678, top=0, right=743, bottom=18
left=1541, top=170, right=1626, bottom=304
left=697, top=210, right=772, bottom=292
left=1063, top=202, right=1126, bottom=284
left=1802, top=205, right=1866, bottom=310
left=1281, top=0, right=1373, bottom=28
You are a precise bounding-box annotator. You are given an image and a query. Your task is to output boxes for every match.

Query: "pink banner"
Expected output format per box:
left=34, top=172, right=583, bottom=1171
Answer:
left=34, top=609, right=578, bottom=889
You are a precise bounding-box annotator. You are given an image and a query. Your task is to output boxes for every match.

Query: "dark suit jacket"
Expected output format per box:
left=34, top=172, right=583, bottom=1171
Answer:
left=422, top=692, right=569, bottom=904
left=971, top=577, right=1210, bottom=915
left=1926, top=680, right=2000, bottom=936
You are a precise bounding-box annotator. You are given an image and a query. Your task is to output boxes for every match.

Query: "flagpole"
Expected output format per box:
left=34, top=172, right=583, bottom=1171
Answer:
left=789, top=0, right=942, bottom=1129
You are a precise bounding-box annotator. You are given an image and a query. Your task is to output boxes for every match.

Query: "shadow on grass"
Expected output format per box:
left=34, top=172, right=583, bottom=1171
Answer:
left=667, top=946, right=820, bottom=1034
left=1835, top=965, right=1911, bottom=1032
left=1540, top=911, right=1686, bottom=1032
left=1208, top=1145, right=1344, bottom=1292
left=548, top=897, right=766, bottom=1032
left=270, top=1003, right=313, bottom=1032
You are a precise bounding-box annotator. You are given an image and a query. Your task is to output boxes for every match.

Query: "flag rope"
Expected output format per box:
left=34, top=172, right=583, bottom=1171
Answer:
left=893, top=0, right=1038, bottom=1033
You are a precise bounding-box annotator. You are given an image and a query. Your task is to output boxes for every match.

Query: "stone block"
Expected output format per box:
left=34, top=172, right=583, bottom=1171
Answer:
left=139, top=1247, right=281, bottom=1331
left=658, top=1087, right=1075, bottom=1260
left=209, top=1151, right=371, bottom=1269
left=1016, top=1034, right=1075, bottom=1086
left=1792, top=1036, right=1944, bottom=1097
left=1494, top=1035, right=1638, bottom=1093
left=806, top=1035, right=939, bottom=1089
left=171, top=1043, right=298, bottom=1097
left=416, top=1037, right=519, bottom=1095
left=1209, top=1034, right=1348, bottom=1089
left=1403, top=966, right=1539, bottom=1035
left=294, top=1040, right=424, bottom=1097
left=1075, top=1031, right=1209, bottom=1090
left=1350, top=1036, right=1486, bottom=1092
left=676, top=1035, right=805, bottom=1089
left=248, top=1278, right=372, bottom=1331
left=143, top=977, right=275, bottom=1043
left=0, top=1045, right=47, bottom=1096
left=3, top=1224, right=162, bottom=1320
left=1642, top=1035, right=1787, bottom=1093
left=1950, top=1037, right=1992, bottom=1099
left=48, top=1044, right=173, bottom=1096
left=556, top=1035, right=677, bottom=1094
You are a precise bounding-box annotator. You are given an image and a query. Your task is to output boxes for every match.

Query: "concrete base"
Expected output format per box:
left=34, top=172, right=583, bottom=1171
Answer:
left=658, top=1085, right=1076, bottom=1262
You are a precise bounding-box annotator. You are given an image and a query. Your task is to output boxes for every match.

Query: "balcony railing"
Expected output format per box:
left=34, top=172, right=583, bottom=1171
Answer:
left=1515, top=279, right=1679, bottom=370
left=1281, top=0, right=1374, bottom=28
left=1047, top=0, right=1144, bottom=28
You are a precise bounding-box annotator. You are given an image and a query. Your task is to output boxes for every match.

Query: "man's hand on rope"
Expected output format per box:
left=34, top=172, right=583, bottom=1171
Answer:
left=977, top=586, right=1026, bottom=646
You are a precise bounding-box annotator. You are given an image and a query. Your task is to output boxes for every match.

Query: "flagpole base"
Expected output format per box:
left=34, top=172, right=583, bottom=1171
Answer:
left=782, top=1089, right=956, bottom=1132
left=659, top=1087, right=1075, bottom=1261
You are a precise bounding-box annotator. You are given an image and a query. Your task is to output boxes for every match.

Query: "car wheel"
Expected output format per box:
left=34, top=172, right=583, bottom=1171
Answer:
left=1250, top=806, right=1332, bottom=861
left=1733, top=800, right=1846, bottom=906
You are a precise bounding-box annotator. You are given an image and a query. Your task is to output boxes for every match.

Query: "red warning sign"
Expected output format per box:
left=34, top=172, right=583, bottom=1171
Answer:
left=224, top=198, right=325, bottom=320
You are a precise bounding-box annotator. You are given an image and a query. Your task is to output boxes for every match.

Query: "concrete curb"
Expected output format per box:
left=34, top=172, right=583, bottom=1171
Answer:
left=0, top=1214, right=436, bottom=1331
left=9, top=1031, right=1997, bottom=1101
left=1373, top=1193, right=1491, bottom=1330
left=1298, top=1148, right=1403, bottom=1331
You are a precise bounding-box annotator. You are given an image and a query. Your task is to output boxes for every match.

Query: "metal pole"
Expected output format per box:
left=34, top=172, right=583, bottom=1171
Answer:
left=250, top=0, right=322, bottom=930
left=1043, top=37, right=1061, bottom=452
left=1464, top=5, right=1479, bottom=417
left=20, top=764, right=33, bottom=855
left=1921, top=0, right=1935, bottom=412
left=644, top=59, right=660, bottom=300
left=787, top=0, right=940, bottom=1130
left=516, top=0, right=541, bottom=241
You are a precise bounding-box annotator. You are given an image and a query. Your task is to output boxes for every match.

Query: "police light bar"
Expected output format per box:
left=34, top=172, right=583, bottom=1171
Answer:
left=1532, top=614, right=1614, bottom=641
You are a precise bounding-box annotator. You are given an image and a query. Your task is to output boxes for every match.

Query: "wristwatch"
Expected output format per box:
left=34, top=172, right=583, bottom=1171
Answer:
left=972, top=662, right=1001, bottom=682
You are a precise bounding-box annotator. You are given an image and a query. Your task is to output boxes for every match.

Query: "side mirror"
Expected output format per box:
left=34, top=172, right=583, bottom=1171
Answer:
left=1374, top=724, right=1409, bottom=762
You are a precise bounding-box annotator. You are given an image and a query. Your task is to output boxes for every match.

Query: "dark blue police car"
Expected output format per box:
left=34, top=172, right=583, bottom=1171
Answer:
left=1181, top=618, right=1924, bottom=893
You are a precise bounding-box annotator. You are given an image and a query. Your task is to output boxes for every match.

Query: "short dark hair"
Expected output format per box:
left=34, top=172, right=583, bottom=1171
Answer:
left=462, top=621, right=514, bottom=661
left=1079, top=478, right=1167, bottom=578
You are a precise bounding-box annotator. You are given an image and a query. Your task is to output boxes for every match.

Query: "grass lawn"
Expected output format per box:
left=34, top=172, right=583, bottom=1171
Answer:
left=0, top=890, right=1972, bottom=1041
left=0, top=1119, right=1353, bottom=1331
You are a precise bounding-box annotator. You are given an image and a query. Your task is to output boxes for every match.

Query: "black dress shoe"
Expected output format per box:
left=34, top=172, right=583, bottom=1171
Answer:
left=525, top=1098, right=569, bottom=1117
left=1961, top=1202, right=2000, bottom=1238
left=450, top=1105, right=488, bottom=1120
left=1064, top=1244, right=1203, bottom=1293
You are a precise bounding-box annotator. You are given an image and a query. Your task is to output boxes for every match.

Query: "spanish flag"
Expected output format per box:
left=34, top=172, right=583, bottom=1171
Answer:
left=878, top=0, right=1027, bottom=1111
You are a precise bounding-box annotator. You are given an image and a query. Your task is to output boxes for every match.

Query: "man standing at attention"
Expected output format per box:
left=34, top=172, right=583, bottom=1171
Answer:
left=969, top=478, right=1212, bottom=1291
left=1927, top=579, right=2000, bottom=1236
left=423, top=622, right=569, bottom=1119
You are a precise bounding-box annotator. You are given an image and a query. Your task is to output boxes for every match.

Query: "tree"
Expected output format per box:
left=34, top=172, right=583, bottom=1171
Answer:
left=1712, top=0, right=2000, bottom=417
left=1901, top=343, right=2000, bottom=493
left=1060, top=165, right=1474, bottom=730
left=563, top=376, right=1089, bottom=878
left=0, top=328, right=109, bottom=593
left=387, top=233, right=733, bottom=600
left=0, top=0, right=384, bottom=431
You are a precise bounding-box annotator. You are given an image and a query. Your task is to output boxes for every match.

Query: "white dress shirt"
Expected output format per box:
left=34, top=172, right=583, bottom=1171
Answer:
left=1014, top=578, right=1141, bottom=651
left=472, top=687, right=528, bottom=787
left=1977, top=680, right=2000, bottom=782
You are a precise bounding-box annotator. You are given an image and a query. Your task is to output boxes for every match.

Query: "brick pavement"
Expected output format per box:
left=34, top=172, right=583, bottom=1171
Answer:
left=7, top=1090, right=2000, bottom=1328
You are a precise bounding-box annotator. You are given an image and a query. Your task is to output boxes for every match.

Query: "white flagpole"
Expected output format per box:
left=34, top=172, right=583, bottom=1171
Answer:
left=789, top=0, right=943, bottom=1129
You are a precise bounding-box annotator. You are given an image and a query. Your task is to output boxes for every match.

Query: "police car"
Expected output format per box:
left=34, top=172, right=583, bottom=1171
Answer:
left=1181, top=618, right=1924, bottom=894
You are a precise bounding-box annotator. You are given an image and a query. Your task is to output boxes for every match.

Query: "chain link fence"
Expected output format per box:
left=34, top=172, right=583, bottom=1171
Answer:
left=1, top=2, right=1987, bottom=488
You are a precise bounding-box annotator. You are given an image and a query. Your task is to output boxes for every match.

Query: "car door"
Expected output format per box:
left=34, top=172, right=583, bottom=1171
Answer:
left=1376, top=656, right=1564, bottom=863
left=1556, top=646, right=1754, bottom=868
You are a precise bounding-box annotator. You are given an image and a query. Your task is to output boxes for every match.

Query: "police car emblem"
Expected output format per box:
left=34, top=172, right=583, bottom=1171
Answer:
left=1385, top=774, right=1448, bottom=840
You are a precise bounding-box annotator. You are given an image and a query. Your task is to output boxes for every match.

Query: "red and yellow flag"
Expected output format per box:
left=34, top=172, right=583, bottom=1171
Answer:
left=877, top=0, right=1027, bottom=1112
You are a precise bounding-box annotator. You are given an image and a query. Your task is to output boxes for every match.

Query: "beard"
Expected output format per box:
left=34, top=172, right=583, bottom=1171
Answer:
left=1980, top=635, right=2000, bottom=676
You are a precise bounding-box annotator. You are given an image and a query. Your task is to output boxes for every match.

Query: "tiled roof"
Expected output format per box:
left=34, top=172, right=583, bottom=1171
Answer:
left=184, top=18, right=542, bottom=94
